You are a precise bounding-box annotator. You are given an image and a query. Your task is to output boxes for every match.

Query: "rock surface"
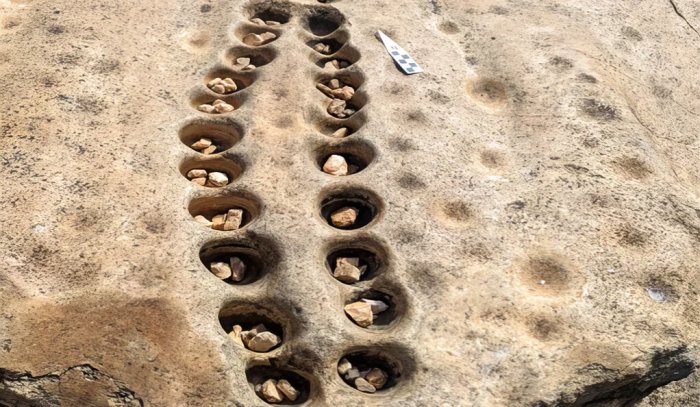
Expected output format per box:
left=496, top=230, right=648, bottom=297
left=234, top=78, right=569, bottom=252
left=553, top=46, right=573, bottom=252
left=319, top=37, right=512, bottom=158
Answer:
left=0, top=0, right=699, bottom=406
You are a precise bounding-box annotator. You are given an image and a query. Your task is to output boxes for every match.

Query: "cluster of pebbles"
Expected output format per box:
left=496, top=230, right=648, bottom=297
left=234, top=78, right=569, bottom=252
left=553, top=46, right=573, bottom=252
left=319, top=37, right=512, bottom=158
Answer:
left=190, top=137, right=217, bottom=154
left=332, top=257, right=367, bottom=284
left=243, top=32, right=277, bottom=46
left=210, top=256, right=246, bottom=282
left=255, top=378, right=300, bottom=404
left=194, top=209, right=243, bottom=231
left=233, top=57, right=256, bottom=71
left=317, top=78, right=357, bottom=119
left=313, top=42, right=333, bottom=54
left=337, top=358, right=389, bottom=393
left=197, top=99, right=235, bottom=114
left=207, top=77, right=238, bottom=95
left=228, top=323, right=281, bottom=352
left=344, top=298, right=389, bottom=327
left=323, top=59, right=351, bottom=70
left=329, top=206, right=359, bottom=228
left=186, top=169, right=229, bottom=187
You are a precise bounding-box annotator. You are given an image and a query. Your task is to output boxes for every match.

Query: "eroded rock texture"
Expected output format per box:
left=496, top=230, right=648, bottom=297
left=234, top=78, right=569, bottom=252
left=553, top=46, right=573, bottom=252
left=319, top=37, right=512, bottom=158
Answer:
left=0, top=0, right=698, bottom=405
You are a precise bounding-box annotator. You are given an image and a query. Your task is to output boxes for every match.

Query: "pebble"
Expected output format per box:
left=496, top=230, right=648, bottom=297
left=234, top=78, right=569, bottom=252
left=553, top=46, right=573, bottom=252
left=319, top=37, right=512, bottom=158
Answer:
left=327, top=99, right=347, bottom=117
left=276, top=379, right=299, bottom=401
left=333, top=257, right=366, bottom=284
left=207, top=77, right=237, bottom=94
left=211, top=214, right=227, bottom=230
left=190, top=177, right=207, bottom=186
left=187, top=169, right=208, bottom=179
left=344, top=301, right=374, bottom=327
left=354, top=377, right=376, bottom=393
left=191, top=138, right=212, bottom=150
left=259, top=379, right=284, bottom=403
left=223, top=208, right=243, bottom=230
left=243, top=32, right=277, bottom=46
left=332, top=127, right=349, bottom=138
left=198, top=99, right=234, bottom=114
left=322, top=154, right=348, bottom=176
left=365, top=368, right=388, bottom=390
left=330, top=206, right=359, bottom=228
left=250, top=17, right=266, bottom=25
left=234, top=57, right=255, bottom=71
left=337, top=358, right=352, bottom=375
left=247, top=331, right=281, bottom=352
left=201, top=145, right=217, bottom=155
left=210, top=261, right=232, bottom=279
left=313, top=43, right=331, bottom=54
left=362, top=298, right=389, bottom=314
left=197, top=103, right=216, bottom=113
left=228, top=325, right=244, bottom=346
left=331, top=86, right=355, bottom=100
left=230, top=256, right=246, bottom=282
left=194, top=215, right=212, bottom=226
left=206, top=171, right=229, bottom=187
left=329, top=79, right=340, bottom=89
left=345, top=368, right=360, bottom=380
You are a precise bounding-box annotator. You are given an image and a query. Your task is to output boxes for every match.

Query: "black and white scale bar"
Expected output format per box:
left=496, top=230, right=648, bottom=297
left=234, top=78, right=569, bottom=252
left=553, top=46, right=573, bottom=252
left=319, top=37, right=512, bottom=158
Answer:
left=375, top=30, right=423, bottom=75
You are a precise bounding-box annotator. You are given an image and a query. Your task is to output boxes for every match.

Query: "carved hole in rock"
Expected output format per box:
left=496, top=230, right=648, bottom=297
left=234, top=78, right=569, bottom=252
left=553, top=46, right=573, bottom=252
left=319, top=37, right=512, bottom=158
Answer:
left=191, top=92, right=246, bottom=114
left=312, top=110, right=365, bottom=138
left=199, top=237, right=278, bottom=285
left=325, top=238, right=387, bottom=284
left=235, top=25, right=282, bottom=47
left=179, top=156, right=244, bottom=188
left=318, top=187, right=382, bottom=230
left=219, top=304, right=285, bottom=353
left=314, top=44, right=360, bottom=70
left=203, top=68, right=256, bottom=95
left=343, top=289, right=399, bottom=329
left=246, top=2, right=292, bottom=25
left=179, top=119, right=243, bottom=153
left=314, top=139, right=375, bottom=176
left=305, top=30, right=349, bottom=55
left=303, top=7, right=345, bottom=36
left=246, top=366, right=312, bottom=405
left=338, top=348, right=404, bottom=393
left=224, top=46, right=277, bottom=70
left=188, top=193, right=261, bottom=231
left=522, top=255, right=571, bottom=294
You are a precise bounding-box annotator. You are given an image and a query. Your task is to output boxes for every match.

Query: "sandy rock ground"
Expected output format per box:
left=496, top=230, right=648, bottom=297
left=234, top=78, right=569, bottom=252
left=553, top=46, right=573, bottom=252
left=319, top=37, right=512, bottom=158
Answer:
left=1, top=0, right=699, bottom=406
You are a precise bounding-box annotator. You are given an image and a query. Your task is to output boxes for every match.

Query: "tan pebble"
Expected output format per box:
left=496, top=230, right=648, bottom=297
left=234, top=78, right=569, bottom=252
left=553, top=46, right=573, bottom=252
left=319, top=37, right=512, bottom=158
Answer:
left=344, top=301, right=374, bottom=327
left=329, top=79, right=341, bottom=89
left=236, top=57, right=251, bottom=66
left=313, top=43, right=327, bottom=53
left=362, top=298, right=389, bottom=314
left=191, top=138, right=212, bottom=150
left=337, top=358, right=352, bottom=375
left=330, top=206, right=359, bottom=228
left=211, top=214, right=227, bottom=230
left=223, top=208, right=243, bottom=230
left=247, top=331, right=280, bottom=352
left=230, top=256, right=246, bottom=282
left=323, top=154, right=348, bottom=176
left=265, top=20, right=281, bottom=26
left=365, top=368, right=388, bottom=390
left=201, top=145, right=217, bottom=155
left=323, top=44, right=331, bottom=54
left=345, top=368, right=360, bottom=380
left=210, top=84, right=226, bottom=94
left=194, top=215, right=212, bottom=226
left=276, top=379, right=299, bottom=401
left=332, top=59, right=341, bottom=69
left=206, top=171, right=229, bottom=187
left=207, top=77, right=222, bottom=87
left=327, top=99, right=347, bottom=117
left=242, top=33, right=264, bottom=46
left=316, top=82, right=334, bottom=98
left=259, top=32, right=277, bottom=42
left=354, top=377, right=376, bottom=393
left=190, top=177, right=207, bottom=186
left=228, top=325, right=244, bottom=346
left=343, top=108, right=356, bottom=117
left=324, top=61, right=337, bottom=70
left=260, top=379, right=283, bottom=403
left=250, top=17, right=265, bottom=25
left=210, top=261, right=232, bottom=279
left=334, top=258, right=363, bottom=284
left=331, top=86, right=355, bottom=100
left=197, top=103, right=215, bottom=113
left=214, top=102, right=234, bottom=113
left=187, top=169, right=208, bottom=179
left=242, top=64, right=256, bottom=71
left=331, top=127, right=349, bottom=138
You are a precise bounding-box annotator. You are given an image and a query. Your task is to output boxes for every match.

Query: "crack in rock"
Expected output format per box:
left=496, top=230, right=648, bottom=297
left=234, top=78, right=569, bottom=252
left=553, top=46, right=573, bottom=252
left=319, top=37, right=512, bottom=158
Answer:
left=669, top=0, right=700, bottom=38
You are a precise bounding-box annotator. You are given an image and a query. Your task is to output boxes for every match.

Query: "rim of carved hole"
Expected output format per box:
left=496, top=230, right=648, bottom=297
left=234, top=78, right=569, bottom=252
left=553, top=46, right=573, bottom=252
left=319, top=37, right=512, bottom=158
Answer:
left=323, top=91, right=367, bottom=120
left=324, top=236, right=388, bottom=285
left=318, top=186, right=382, bottom=231
left=313, top=139, right=375, bottom=176
left=343, top=288, right=403, bottom=330
left=302, top=6, right=345, bottom=36
left=190, top=91, right=247, bottom=114
left=203, top=68, right=256, bottom=96
left=245, top=365, right=314, bottom=405
left=200, top=235, right=279, bottom=285
left=219, top=303, right=286, bottom=353
left=223, top=46, right=278, bottom=70
left=244, top=1, right=292, bottom=25
left=234, top=24, right=283, bottom=47
left=312, top=109, right=366, bottom=138
left=313, top=45, right=360, bottom=70
left=338, top=346, right=413, bottom=393
left=179, top=156, right=245, bottom=188
left=305, top=29, right=349, bottom=55
left=188, top=192, right=261, bottom=231
left=315, top=70, right=365, bottom=96
left=179, top=118, right=244, bottom=153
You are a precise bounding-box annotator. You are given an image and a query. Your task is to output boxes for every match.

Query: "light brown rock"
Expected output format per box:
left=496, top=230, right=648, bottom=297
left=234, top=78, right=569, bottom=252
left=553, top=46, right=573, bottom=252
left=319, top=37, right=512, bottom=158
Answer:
left=344, top=301, right=374, bottom=327
left=265, top=20, right=281, bottom=26
left=259, top=379, right=283, bottom=403
left=327, top=99, right=347, bottom=117
left=331, top=127, right=349, bottom=138
left=337, top=358, right=352, bottom=375
left=210, top=261, right=232, bottom=279
left=276, top=379, right=299, bottom=401
left=211, top=214, right=226, bottom=230
left=247, top=331, right=280, bottom=352
left=201, top=145, right=217, bottom=155
left=186, top=169, right=207, bottom=179
left=190, top=177, right=206, bottom=186
left=322, top=154, right=348, bottom=176
left=331, top=86, right=355, bottom=100
left=229, top=257, right=246, bottom=282
left=365, top=368, right=388, bottom=390
left=328, top=79, right=341, bottom=89
left=210, top=84, right=225, bottom=94
left=227, top=325, right=244, bottom=346
left=191, top=138, right=212, bottom=150
left=330, top=206, right=359, bottom=228
left=259, top=32, right=277, bottom=43
left=206, top=171, right=228, bottom=187
left=194, top=215, right=212, bottom=226
left=250, top=17, right=265, bottom=26
left=354, top=377, right=376, bottom=393
left=213, top=101, right=234, bottom=113
left=223, top=209, right=243, bottom=231
left=197, top=103, right=215, bottom=113
left=345, top=368, right=360, bottom=380
left=234, top=57, right=251, bottom=69
left=333, top=258, right=364, bottom=284
left=242, top=33, right=264, bottom=46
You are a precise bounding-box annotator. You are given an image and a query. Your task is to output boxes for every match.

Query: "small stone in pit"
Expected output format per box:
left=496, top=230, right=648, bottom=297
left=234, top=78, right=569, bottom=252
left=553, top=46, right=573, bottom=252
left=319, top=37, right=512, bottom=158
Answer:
left=265, top=20, right=281, bottom=26
left=344, top=301, right=374, bottom=327
left=337, top=358, right=352, bottom=375
left=259, top=32, right=277, bottom=43
left=322, top=154, right=348, bottom=176
left=345, top=368, right=360, bottom=380
left=313, top=43, right=331, bottom=54
left=207, top=171, right=229, bottom=187
left=334, top=257, right=366, bottom=284
left=190, top=177, right=207, bottom=186
left=210, top=261, right=232, bottom=279
left=212, top=99, right=234, bottom=113
left=331, top=86, right=354, bottom=100
left=259, top=379, right=283, bottom=403
left=331, top=127, right=349, bottom=138
left=241, top=323, right=268, bottom=346
left=187, top=169, right=207, bottom=179
left=211, top=214, right=227, bottom=230
left=250, top=17, right=265, bottom=25
left=330, top=206, right=359, bottom=228
left=228, top=324, right=244, bottom=346
left=247, top=331, right=280, bottom=352
left=365, top=368, right=388, bottom=390
left=354, top=377, right=376, bottom=393
left=327, top=99, right=347, bottom=117
left=201, top=145, right=217, bottom=155
left=191, top=138, right=212, bottom=150
left=230, top=257, right=246, bottom=282
left=276, top=379, right=299, bottom=401
left=194, top=215, right=212, bottom=226
left=328, top=79, right=340, bottom=89
left=223, top=209, right=243, bottom=230
left=197, top=103, right=216, bottom=113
